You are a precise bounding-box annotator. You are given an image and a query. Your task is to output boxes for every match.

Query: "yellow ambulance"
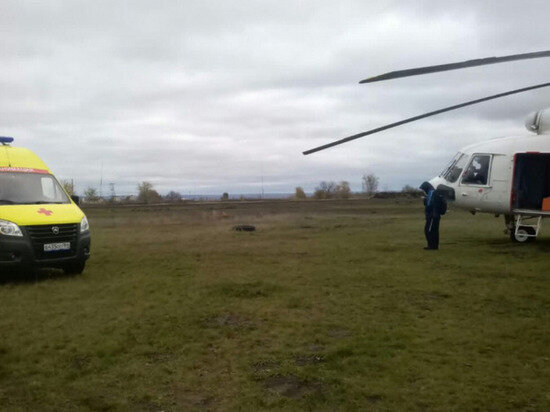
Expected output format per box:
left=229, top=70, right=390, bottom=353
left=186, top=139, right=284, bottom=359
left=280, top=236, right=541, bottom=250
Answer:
left=0, top=137, right=90, bottom=274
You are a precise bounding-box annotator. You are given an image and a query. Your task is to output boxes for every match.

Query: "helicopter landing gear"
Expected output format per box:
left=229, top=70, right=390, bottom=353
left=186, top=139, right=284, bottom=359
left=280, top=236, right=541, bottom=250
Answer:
left=511, top=226, right=536, bottom=243
left=505, top=214, right=541, bottom=243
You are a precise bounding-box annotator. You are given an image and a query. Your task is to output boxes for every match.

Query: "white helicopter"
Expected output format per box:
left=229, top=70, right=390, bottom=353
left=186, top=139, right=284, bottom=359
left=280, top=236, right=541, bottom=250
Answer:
left=304, top=51, right=550, bottom=243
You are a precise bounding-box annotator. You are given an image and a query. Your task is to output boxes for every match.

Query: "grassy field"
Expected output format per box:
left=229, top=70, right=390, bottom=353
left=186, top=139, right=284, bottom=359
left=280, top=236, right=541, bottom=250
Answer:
left=0, top=198, right=549, bottom=411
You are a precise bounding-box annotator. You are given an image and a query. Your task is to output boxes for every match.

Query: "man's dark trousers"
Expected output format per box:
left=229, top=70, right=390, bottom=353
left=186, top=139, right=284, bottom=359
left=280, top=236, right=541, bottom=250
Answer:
left=424, top=215, right=440, bottom=249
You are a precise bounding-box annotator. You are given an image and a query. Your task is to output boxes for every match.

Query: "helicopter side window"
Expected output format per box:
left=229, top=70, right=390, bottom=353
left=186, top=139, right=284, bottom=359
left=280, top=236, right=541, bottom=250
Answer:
left=461, top=154, right=491, bottom=185
left=444, top=153, right=469, bottom=183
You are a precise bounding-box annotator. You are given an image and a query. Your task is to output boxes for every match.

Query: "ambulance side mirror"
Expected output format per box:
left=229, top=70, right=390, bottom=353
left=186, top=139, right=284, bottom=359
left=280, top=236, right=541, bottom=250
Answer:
left=71, top=195, right=81, bottom=205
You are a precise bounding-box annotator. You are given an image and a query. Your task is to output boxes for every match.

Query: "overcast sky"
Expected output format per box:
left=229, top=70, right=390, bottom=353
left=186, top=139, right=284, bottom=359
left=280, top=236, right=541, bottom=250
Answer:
left=1, top=0, right=549, bottom=196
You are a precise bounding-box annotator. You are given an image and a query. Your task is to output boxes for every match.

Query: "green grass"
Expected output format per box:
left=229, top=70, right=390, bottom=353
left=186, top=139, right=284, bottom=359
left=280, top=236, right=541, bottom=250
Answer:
left=0, top=199, right=549, bottom=410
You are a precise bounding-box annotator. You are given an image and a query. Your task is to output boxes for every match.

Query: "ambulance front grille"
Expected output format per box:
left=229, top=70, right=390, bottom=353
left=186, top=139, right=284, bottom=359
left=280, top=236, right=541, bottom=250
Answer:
left=26, top=224, right=78, bottom=259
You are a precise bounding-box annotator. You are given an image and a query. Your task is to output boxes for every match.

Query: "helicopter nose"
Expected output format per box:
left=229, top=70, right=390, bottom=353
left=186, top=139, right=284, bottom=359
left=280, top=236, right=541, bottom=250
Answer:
left=429, top=176, right=445, bottom=188
left=429, top=176, right=456, bottom=201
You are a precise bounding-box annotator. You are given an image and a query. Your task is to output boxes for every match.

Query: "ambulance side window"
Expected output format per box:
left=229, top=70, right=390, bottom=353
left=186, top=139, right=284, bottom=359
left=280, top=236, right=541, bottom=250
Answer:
left=462, top=154, right=491, bottom=185
left=41, top=177, right=55, bottom=199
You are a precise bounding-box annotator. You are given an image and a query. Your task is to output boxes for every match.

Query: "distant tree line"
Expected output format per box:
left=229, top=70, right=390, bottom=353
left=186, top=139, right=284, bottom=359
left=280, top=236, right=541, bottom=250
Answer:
left=71, top=172, right=421, bottom=205
left=313, top=181, right=351, bottom=199
left=292, top=173, right=421, bottom=200
left=78, top=181, right=184, bottom=204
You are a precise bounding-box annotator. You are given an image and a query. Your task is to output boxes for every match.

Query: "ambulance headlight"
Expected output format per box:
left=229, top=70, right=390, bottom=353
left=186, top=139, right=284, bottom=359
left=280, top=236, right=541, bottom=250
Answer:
left=80, top=216, right=89, bottom=233
left=0, top=219, right=23, bottom=237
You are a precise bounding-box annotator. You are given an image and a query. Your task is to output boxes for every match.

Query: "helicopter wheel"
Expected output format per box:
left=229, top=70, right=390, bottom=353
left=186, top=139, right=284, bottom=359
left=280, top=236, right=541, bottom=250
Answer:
left=510, top=226, right=536, bottom=243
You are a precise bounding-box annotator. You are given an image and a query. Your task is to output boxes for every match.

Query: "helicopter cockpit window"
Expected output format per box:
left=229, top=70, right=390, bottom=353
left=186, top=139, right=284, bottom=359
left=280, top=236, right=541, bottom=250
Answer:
left=439, top=153, right=460, bottom=178
left=443, top=153, right=469, bottom=183
left=461, top=154, right=491, bottom=185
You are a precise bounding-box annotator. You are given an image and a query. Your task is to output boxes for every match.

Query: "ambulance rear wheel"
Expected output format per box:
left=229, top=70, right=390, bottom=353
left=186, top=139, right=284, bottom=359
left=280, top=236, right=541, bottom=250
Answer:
left=510, top=226, right=536, bottom=243
left=64, top=260, right=86, bottom=275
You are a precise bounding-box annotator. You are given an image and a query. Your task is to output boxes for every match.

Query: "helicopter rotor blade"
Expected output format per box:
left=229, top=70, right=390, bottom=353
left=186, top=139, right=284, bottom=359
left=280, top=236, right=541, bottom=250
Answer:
left=359, top=50, right=550, bottom=84
left=303, top=82, right=550, bottom=155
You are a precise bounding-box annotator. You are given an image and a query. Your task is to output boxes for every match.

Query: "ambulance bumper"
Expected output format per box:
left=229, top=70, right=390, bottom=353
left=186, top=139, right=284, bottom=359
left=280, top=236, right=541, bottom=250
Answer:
left=0, top=231, right=91, bottom=271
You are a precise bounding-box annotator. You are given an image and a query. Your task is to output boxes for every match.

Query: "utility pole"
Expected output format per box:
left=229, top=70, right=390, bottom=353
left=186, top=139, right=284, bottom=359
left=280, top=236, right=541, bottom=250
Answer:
left=109, top=182, right=116, bottom=201
left=261, top=163, right=264, bottom=199
left=99, top=160, right=104, bottom=200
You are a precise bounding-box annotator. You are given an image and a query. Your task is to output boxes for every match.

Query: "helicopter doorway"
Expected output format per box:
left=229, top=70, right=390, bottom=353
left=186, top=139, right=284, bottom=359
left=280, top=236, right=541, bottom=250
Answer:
left=512, top=153, right=550, bottom=211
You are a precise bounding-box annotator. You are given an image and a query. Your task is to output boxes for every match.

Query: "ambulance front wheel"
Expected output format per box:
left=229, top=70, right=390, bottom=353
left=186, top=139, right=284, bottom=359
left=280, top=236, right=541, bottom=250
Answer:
left=510, top=226, right=536, bottom=243
left=64, top=260, right=86, bottom=275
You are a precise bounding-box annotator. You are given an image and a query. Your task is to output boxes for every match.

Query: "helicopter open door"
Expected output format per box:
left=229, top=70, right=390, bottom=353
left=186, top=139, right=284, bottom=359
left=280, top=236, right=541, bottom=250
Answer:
left=512, top=153, right=550, bottom=211
left=507, top=153, right=550, bottom=241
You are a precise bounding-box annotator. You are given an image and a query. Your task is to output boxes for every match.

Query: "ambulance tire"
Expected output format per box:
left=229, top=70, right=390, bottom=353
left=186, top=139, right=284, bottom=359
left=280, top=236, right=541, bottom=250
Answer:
left=64, top=260, right=86, bottom=275
left=510, top=226, right=536, bottom=243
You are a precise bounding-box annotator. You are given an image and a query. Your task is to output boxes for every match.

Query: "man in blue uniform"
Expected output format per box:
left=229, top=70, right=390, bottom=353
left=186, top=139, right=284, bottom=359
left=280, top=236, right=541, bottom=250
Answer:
left=419, top=181, right=447, bottom=250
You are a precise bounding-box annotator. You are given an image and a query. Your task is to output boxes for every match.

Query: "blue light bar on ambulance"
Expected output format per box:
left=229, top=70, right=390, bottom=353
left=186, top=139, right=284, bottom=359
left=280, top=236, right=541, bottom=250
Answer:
left=0, top=137, right=14, bottom=144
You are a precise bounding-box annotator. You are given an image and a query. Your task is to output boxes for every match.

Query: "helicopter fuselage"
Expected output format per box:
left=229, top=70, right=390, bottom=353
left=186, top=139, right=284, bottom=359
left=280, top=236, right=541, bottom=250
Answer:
left=426, top=109, right=550, bottom=243
left=429, top=132, right=550, bottom=215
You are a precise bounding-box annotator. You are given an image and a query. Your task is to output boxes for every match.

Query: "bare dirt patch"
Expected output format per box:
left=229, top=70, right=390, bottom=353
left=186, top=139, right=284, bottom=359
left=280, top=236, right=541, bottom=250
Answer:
left=144, top=351, right=173, bottom=364
left=294, top=354, right=325, bottom=366
left=69, top=354, right=91, bottom=371
left=202, top=312, right=255, bottom=330
left=366, top=394, right=383, bottom=404
left=328, top=327, right=351, bottom=338
left=425, top=291, right=451, bottom=300
left=252, top=360, right=281, bottom=373
left=172, top=387, right=214, bottom=409
left=264, top=375, right=323, bottom=399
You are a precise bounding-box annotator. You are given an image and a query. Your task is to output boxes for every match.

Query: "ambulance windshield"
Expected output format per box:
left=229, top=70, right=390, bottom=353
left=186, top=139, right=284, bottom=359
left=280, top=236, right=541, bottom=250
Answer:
left=0, top=172, right=70, bottom=205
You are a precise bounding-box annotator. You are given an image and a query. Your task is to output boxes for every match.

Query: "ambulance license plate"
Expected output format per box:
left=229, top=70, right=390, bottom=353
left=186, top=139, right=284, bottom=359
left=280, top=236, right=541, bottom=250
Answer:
left=44, top=242, right=71, bottom=252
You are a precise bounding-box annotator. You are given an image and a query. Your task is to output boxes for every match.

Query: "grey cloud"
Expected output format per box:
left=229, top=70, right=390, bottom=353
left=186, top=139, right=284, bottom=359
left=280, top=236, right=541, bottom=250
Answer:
left=1, top=0, right=549, bottom=197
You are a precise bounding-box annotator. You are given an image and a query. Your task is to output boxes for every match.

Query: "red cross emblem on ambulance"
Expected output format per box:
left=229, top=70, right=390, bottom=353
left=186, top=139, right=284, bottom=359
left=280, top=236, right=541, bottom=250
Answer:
left=38, top=208, right=53, bottom=216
